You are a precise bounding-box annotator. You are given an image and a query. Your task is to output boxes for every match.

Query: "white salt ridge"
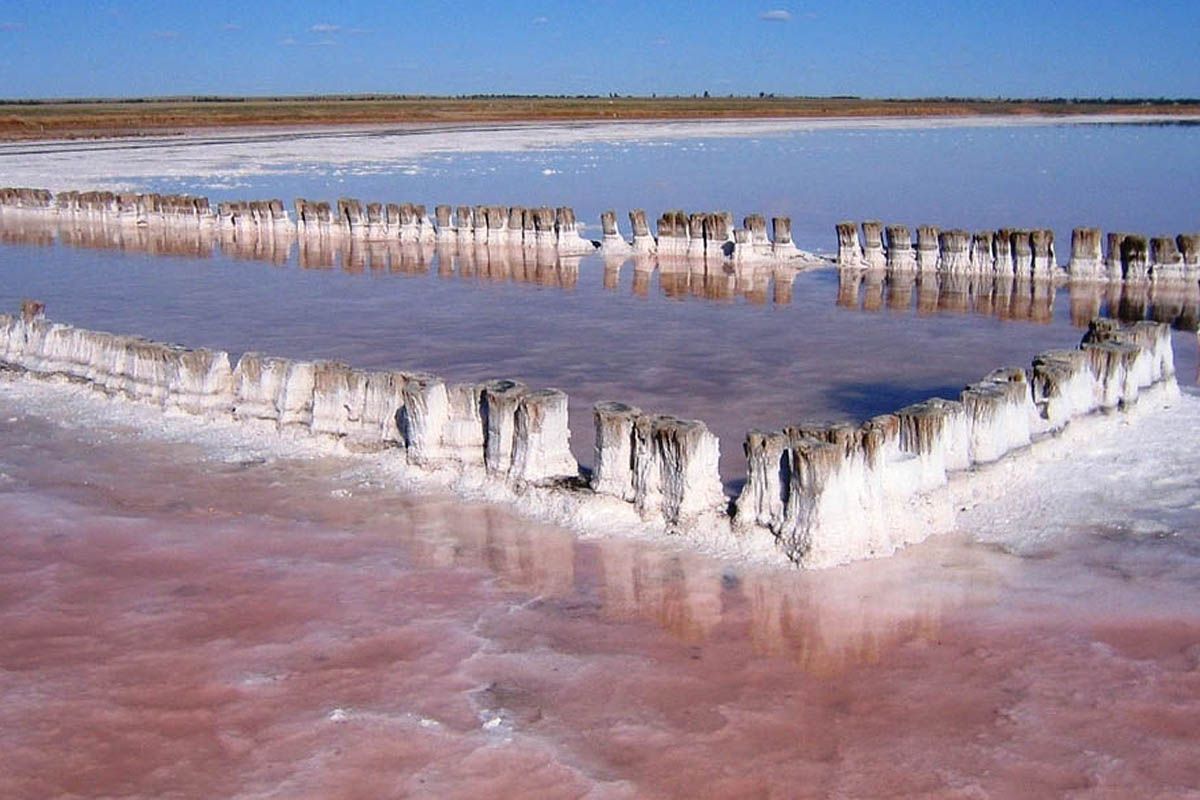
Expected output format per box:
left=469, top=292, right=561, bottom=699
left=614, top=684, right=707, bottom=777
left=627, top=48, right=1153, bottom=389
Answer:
left=731, top=319, right=1179, bottom=567
left=0, top=306, right=1182, bottom=568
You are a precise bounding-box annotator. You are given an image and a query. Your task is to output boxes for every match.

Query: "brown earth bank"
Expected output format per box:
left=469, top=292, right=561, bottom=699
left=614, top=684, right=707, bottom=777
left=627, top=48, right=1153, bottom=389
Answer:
left=1, top=96, right=1199, bottom=141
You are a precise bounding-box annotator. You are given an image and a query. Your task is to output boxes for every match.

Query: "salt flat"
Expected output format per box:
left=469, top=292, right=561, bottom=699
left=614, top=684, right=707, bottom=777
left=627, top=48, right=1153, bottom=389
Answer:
left=0, top=114, right=1190, bottom=191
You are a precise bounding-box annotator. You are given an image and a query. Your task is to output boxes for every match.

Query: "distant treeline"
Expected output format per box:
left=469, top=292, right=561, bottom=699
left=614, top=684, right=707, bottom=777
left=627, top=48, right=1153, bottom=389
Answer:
left=2, top=94, right=1199, bottom=105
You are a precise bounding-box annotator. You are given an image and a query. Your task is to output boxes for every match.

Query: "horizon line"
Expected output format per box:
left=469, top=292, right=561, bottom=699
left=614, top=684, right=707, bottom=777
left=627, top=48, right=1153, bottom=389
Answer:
left=3, top=94, right=1200, bottom=105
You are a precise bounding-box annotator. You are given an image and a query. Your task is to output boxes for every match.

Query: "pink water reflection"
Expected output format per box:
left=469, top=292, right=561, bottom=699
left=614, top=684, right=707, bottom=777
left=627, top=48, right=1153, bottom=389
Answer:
left=2, top=391, right=1199, bottom=798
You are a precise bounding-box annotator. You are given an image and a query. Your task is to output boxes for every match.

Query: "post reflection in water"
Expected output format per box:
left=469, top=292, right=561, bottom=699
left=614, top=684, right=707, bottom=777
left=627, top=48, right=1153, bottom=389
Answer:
left=836, top=268, right=1059, bottom=324
left=596, top=541, right=977, bottom=677
left=0, top=213, right=808, bottom=306
left=373, top=488, right=971, bottom=674
left=604, top=253, right=800, bottom=306
left=350, top=479, right=968, bottom=675
left=1066, top=278, right=1200, bottom=332
left=590, top=534, right=988, bottom=675
left=836, top=267, right=1200, bottom=334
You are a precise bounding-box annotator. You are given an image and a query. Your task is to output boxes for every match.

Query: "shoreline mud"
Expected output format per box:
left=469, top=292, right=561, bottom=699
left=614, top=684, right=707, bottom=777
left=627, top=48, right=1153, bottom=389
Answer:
left=2, top=96, right=1198, bottom=142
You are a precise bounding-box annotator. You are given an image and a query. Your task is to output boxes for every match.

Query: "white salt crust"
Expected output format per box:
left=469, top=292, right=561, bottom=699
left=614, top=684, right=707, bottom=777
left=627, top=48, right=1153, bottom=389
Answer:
left=0, top=309, right=1179, bottom=568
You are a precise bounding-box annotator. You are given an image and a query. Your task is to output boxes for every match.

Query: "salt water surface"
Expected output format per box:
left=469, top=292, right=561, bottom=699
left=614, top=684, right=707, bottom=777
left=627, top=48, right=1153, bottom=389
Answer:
left=1, top=119, right=1199, bottom=797
left=2, top=116, right=1199, bottom=246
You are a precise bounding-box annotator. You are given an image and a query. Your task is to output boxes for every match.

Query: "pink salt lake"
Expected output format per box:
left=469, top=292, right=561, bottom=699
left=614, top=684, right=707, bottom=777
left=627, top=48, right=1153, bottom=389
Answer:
left=1, top=120, right=1200, bottom=797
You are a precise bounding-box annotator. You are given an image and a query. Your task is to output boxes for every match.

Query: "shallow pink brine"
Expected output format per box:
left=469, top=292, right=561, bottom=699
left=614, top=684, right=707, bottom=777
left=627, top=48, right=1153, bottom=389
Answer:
left=1, top=120, right=1199, bottom=797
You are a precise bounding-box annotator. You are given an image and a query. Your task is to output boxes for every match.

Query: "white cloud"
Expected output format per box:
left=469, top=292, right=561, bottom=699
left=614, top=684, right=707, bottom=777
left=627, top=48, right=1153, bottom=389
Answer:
left=310, top=23, right=340, bottom=33
left=279, top=36, right=297, bottom=46
left=531, top=16, right=549, bottom=24
left=759, top=9, right=791, bottom=22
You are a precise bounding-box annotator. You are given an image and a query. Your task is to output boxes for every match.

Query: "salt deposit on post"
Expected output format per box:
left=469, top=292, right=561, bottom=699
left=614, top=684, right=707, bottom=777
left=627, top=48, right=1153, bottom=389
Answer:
left=860, top=221, right=886, bottom=269
left=771, top=216, right=800, bottom=258
left=599, top=210, right=630, bottom=253
left=729, top=316, right=1178, bottom=567
left=885, top=225, right=914, bottom=271
left=938, top=229, right=971, bottom=274
left=628, top=209, right=656, bottom=253
left=0, top=185, right=829, bottom=268
left=0, top=299, right=1181, bottom=569
left=836, top=221, right=863, bottom=268
left=511, top=388, right=577, bottom=484
left=1068, top=227, right=1104, bottom=278
left=836, top=218, right=1200, bottom=286
left=592, top=401, right=642, bottom=501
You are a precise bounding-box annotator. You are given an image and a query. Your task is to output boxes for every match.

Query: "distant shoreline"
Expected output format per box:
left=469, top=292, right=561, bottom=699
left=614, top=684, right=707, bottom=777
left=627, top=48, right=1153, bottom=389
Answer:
left=2, top=97, right=1198, bottom=142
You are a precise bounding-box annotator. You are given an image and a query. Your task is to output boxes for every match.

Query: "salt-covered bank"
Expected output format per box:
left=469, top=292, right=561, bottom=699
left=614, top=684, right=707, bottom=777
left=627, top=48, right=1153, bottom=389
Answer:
left=0, top=301, right=1179, bottom=567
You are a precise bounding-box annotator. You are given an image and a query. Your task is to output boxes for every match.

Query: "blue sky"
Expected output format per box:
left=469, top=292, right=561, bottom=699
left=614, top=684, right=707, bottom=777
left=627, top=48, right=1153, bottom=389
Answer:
left=1, top=1, right=1197, bottom=99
